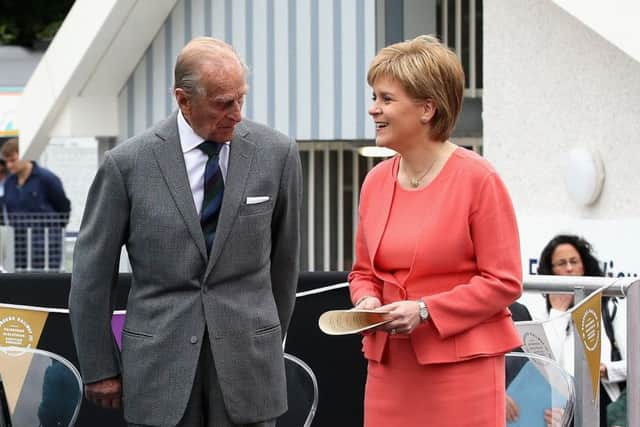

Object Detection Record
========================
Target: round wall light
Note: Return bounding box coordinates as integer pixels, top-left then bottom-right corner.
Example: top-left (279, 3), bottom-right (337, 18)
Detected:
top-left (563, 147), bottom-right (605, 206)
top-left (357, 146), bottom-right (396, 158)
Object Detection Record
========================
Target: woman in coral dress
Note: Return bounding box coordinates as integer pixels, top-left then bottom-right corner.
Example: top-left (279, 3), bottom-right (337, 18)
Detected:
top-left (349, 35), bottom-right (523, 427)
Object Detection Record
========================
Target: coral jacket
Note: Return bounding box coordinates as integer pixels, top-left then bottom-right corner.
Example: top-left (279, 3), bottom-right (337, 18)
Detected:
top-left (349, 148), bottom-right (523, 364)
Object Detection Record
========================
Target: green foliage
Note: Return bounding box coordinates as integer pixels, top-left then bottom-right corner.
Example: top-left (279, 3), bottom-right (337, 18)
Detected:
top-left (0, 0), bottom-right (75, 49)
top-left (35, 19), bottom-right (64, 42)
top-left (0, 22), bottom-right (18, 44)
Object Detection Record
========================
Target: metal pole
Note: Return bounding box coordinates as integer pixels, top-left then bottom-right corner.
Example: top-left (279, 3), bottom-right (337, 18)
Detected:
top-left (524, 275), bottom-right (635, 297)
top-left (44, 226), bottom-right (49, 271)
top-left (60, 227), bottom-right (65, 272)
top-left (525, 275), bottom-right (629, 295)
top-left (26, 227), bottom-right (32, 271)
top-left (573, 286), bottom-right (599, 427)
top-left (627, 281), bottom-right (640, 427)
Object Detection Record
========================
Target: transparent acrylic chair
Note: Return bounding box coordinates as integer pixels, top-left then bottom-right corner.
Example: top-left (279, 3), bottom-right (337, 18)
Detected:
top-left (0, 346), bottom-right (83, 427)
top-left (505, 352), bottom-right (575, 427)
top-left (276, 353), bottom-right (319, 427)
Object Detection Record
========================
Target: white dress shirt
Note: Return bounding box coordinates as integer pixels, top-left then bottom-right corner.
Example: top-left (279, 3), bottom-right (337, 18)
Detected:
top-left (177, 110), bottom-right (230, 215)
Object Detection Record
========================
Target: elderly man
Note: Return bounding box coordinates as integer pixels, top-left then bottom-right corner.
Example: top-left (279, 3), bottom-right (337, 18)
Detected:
top-left (69, 37), bottom-right (302, 427)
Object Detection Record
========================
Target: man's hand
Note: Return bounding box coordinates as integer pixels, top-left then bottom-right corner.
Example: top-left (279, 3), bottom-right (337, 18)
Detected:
top-left (85, 377), bottom-right (122, 409)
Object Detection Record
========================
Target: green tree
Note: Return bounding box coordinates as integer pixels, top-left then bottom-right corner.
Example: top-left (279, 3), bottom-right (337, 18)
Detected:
top-left (0, 0), bottom-right (75, 49)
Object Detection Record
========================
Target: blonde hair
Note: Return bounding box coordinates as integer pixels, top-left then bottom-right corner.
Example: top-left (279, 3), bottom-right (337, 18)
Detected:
top-left (367, 35), bottom-right (464, 141)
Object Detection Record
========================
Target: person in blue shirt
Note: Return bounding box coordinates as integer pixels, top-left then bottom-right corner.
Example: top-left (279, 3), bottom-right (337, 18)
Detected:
top-left (1, 138), bottom-right (70, 270)
top-left (0, 158), bottom-right (7, 199)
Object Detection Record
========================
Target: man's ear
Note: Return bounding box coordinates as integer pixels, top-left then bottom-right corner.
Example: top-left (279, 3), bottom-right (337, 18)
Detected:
top-left (420, 99), bottom-right (436, 124)
top-left (175, 88), bottom-right (191, 117)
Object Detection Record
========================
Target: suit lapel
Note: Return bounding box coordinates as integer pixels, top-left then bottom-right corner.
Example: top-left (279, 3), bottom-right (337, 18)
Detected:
top-left (367, 157), bottom-right (400, 286)
top-left (151, 114), bottom-right (208, 261)
top-left (205, 123), bottom-right (256, 275)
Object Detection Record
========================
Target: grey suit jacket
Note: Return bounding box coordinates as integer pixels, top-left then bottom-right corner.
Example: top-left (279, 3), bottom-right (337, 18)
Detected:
top-left (68, 113), bottom-right (302, 426)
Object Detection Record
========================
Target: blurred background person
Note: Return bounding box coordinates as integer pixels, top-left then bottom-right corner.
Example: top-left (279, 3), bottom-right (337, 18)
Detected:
top-left (537, 234), bottom-right (626, 427)
top-left (1, 138), bottom-right (70, 270)
top-left (349, 35), bottom-right (522, 427)
top-left (607, 389), bottom-right (626, 427)
top-left (0, 158), bottom-right (7, 200)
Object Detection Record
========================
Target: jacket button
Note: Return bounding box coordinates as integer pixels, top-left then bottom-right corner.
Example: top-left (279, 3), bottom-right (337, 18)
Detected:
top-left (190, 336), bottom-right (198, 344)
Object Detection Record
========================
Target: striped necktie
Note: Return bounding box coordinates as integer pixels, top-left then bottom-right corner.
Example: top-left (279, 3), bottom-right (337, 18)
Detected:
top-left (198, 141), bottom-right (225, 254)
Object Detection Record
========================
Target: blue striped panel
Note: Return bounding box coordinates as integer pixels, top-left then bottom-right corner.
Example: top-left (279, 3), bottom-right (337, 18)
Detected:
top-left (267, 0), bottom-right (275, 127)
top-left (127, 77), bottom-right (134, 138)
top-left (204, 0), bottom-right (212, 35)
top-left (225, 0), bottom-right (233, 43)
top-left (165, 15), bottom-right (173, 116)
top-left (146, 48), bottom-right (153, 127)
top-left (245, 0), bottom-right (254, 119)
top-left (185, 0), bottom-right (192, 41)
top-left (310, 0), bottom-right (319, 139)
top-left (333, 0), bottom-right (342, 139)
top-left (287, 0), bottom-right (297, 137)
top-left (356, 0), bottom-right (365, 138)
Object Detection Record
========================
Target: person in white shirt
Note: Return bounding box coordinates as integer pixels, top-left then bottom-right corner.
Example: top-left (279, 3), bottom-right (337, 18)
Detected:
top-left (537, 234), bottom-right (626, 427)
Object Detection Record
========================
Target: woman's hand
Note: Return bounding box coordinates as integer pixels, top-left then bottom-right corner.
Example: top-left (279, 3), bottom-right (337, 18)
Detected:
top-left (600, 363), bottom-right (608, 379)
top-left (354, 296), bottom-right (382, 310)
top-left (506, 395), bottom-right (519, 422)
top-left (380, 300), bottom-right (422, 334)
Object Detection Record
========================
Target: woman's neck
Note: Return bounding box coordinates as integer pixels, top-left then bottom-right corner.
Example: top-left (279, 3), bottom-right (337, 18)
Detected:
top-left (396, 141), bottom-right (456, 189)
top-left (399, 140), bottom-right (454, 175)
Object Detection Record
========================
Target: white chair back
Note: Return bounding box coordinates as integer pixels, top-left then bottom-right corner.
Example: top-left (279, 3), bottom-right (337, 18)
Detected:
top-left (276, 353), bottom-right (319, 427)
top-left (0, 346), bottom-right (83, 427)
top-left (506, 351), bottom-right (575, 427)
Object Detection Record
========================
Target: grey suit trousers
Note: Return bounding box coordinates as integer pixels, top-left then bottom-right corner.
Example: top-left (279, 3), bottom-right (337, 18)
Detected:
top-left (129, 332), bottom-right (276, 427)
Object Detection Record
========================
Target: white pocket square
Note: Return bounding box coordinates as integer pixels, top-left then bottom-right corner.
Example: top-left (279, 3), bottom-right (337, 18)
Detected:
top-left (246, 196), bottom-right (270, 205)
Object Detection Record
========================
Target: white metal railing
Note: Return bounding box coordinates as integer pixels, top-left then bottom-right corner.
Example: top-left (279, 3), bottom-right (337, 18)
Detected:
top-left (298, 141), bottom-right (376, 272)
top-left (1, 212), bottom-right (69, 272)
top-left (524, 275), bottom-right (639, 427)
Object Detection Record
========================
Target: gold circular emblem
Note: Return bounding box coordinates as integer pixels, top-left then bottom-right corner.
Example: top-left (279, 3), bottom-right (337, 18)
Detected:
top-left (580, 308), bottom-right (600, 352)
top-left (0, 315), bottom-right (35, 348)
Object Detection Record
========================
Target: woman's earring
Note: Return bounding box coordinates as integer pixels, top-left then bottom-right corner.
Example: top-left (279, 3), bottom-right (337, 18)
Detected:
top-left (420, 117), bottom-right (429, 124)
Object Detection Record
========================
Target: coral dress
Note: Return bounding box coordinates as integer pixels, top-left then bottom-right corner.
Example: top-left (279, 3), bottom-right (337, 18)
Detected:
top-left (349, 148), bottom-right (523, 427)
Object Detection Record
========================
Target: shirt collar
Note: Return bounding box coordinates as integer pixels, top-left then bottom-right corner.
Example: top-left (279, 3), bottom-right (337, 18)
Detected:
top-left (177, 110), bottom-right (230, 153)
top-left (29, 161), bottom-right (41, 176)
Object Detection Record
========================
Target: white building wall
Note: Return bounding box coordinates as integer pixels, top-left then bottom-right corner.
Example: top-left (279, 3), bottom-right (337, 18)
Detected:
top-left (484, 0), bottom-right (640, 220)
top-left (484, 0), bottom-right (640, 314)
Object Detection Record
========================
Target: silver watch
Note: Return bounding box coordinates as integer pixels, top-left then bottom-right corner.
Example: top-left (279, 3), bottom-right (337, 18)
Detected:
top-left (417, 299), bottom-right (429, 322)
